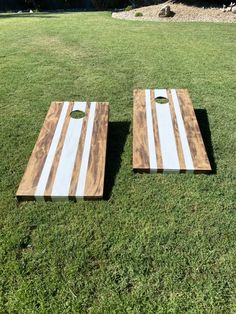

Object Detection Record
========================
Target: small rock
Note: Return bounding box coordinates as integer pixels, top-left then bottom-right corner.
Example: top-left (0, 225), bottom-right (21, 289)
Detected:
top-left (232, 6), bottom-right (236, 13)
top-left (158, 5), bottom-right (171, 18)
top-left (29, 9), bottom-right (33, 14)
top-left (17, 10), bottom-right (22, 14)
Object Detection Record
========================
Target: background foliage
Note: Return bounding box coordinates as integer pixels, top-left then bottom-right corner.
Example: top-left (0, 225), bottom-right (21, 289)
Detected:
top-left (0, 0), bottom-right (228, 11)
top-left (0, 0), bottom-right (128, 10)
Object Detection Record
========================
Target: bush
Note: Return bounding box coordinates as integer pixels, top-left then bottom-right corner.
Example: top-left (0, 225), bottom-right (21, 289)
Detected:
top-left (25, 0), bottom-right (86, 10)
top-left (91, 0), bottom-right (128, 9)
top-left (129, 0), bottom-right (160, 8)
top-left (135, 11), bottom-right (143, 16)
top-left (125, 5), bottom-right (133, 11)
top-left (0, 0), bottom-right (229, 11)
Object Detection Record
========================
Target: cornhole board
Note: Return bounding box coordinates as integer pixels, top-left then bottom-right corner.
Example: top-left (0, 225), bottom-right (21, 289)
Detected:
top-left (133, 89), bottom-right (211, 173)
top-left (16, 101), bottom-right (109, 201)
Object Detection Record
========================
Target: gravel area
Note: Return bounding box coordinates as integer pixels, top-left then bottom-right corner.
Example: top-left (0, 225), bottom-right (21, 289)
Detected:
top-left (112, 2), bottom-right (236, 23)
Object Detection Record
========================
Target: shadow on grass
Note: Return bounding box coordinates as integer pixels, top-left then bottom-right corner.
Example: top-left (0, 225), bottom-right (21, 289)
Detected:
top-left (195, 109), bottom-right (216, 174)
top-left (0, 9), bottom-right (98, 19)
top-left (0, 14), bottom-right (58, 18)
top-left (104, 121), bottom-right (130, 200)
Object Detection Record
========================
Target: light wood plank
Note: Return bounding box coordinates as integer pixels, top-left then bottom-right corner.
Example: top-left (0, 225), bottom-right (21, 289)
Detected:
top-left (68, 103), bottom-right (90, 201)
top-left (167, 90), bottom-right (186, 172)
top-left (84, 103), bottom-right (109, 199)
top-left (177, 89), bottom-right (211, 173)
top-left (133, 90), bottom-right (150, 172)
top-left (44, 102), bottom-right (74, 201)
top-left (150, 90), bottom-right (163, 173)
top-left (16, 102), bottom-right (63, 201)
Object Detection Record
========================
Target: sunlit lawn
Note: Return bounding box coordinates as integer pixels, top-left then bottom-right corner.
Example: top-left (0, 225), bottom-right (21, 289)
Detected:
top-left (0, 12), bottom-right (236, 313)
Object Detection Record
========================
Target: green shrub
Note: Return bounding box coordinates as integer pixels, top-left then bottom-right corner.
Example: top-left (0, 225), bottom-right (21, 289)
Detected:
top-left (125, 5), bottom-right (133, 11)
top-left (135, 11), bottom-right (143, 16)
top-left (0, 0), bottom-right (128, 11)
top-left (91, 0), bottom-right (127, 9)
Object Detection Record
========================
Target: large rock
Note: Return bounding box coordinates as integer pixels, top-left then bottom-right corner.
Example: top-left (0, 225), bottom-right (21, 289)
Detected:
top-left (232, 6), bottom-right (236, 13)
top-left (158, 5), bottom-right (171, 18)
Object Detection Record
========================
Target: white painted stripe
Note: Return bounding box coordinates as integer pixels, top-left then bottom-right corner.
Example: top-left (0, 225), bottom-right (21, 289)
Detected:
top-left (156, 103), bottom-right (180, 172)
top-left (154, 89), bottom-right (168, 99)
top-left (76, 102), bottom-right (96, 199)
top-left (50, 102), bottom-right (86, 200)
top-left (145, 89), bottom-right (157, 173)
top-left (171, 89), bottom-right (194, 171)
top-left (35, 102), bottom-right (70, 200)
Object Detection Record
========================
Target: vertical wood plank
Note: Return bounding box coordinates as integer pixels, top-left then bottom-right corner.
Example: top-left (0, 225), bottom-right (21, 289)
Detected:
top-left (133, 90), bottom-right (150, 172)
top-left (16, 102), bottom-right (63, 201)
top-left (44, 102), bottom-right (74, 200)
top-left (84, 103), bottom-right (109, 199)
top-left (151, 89), bottom-right (163, 172)
top-left (177, 89), bottom-right (211, 173)
top-left (68, 103), bottom-right (90, 201)
top-left (167, 89), bottom-right (186, 172)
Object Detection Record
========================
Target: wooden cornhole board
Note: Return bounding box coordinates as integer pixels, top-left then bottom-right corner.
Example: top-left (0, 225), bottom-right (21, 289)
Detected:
top-left (133, 89), bottom-right (211, 173)
top-left (16, 101), bottom-right (109, 201)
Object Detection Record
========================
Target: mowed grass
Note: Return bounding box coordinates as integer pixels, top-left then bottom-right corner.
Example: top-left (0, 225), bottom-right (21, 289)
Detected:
top-left (0, 12), bottom-right (236, 313)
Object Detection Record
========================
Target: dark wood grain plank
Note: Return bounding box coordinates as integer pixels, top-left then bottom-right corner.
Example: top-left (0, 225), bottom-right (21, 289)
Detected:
top-left (133, 89), bottom-right (150, 172)
top-left (151, 89), bottom-right (163, 173)
top-left (167, 89), bottom-right (186, 172)
top-left (16, 102), bottom-right (63, 200)
top-left (68, 103), bottom-right (90, 201)
top-left (177, 89), bottom-right (211, 173)
top-left (44, 102), bottom-right (74, 200)
top-left (84, 103), bottom-right (109, 199)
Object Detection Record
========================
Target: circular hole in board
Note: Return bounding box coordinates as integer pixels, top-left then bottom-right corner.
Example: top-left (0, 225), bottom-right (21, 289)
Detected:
top-left (70, 110), bottom-right (85, 119)
top-left (155, 96), bottom-right (169, 104)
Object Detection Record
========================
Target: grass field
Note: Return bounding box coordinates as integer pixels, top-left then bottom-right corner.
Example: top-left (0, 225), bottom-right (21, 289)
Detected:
top-left (0, 11), bottom-right (236, 313)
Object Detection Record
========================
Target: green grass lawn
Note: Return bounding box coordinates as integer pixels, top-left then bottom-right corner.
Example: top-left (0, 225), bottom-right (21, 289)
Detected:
top-left (0, 11), bottom-right (236, 313)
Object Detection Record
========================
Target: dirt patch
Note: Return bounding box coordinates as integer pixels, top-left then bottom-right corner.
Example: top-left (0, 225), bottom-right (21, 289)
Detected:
top-left (112, 2), bottom-right (236, 23)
